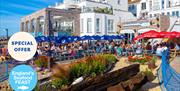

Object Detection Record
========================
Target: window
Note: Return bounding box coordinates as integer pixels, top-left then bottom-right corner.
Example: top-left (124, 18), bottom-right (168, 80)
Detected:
top-left (81, 19), bottom-right (84, 32)
top-left (150, 14), bottom-right (152, 18)
top-left (118, 0), bottom-right (121, 5)
top-left (172, 11), bottom-right (175, 16)
top-left (87, 18), bottom-right (92, 33)
top-left (141, 3), bottom-right (146, 10)
top-left (96, 18), bottom-right (100, 33)
top-left (108, 19), bottom-right (113, 32)
top-left (162, 12), bottom-right (165, 15)
top-left (128, 6), bottom-right (131, 10)
top-left (154, 14), bottom-right (157, 17)
top-left (149, 1), bottom-right (152, 10)
top-left (176, 11), bottom-right (179, 17)
top-left (132, 5), bottom-right (135, 9)
top-left (167, 12), bottom-right (170, 16)
top-left (162, 1), bottom-right (164, 9)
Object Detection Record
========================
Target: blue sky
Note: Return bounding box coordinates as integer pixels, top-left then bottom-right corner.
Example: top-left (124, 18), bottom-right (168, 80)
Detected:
top-left (0, 0), bottom-right (63, 37)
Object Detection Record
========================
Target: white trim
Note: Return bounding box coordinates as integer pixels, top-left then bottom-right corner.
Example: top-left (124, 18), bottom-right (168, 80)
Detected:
top-left (138, 28), bottom-right (156, 33)
top-left (120, 29), bottom-right (135, 33)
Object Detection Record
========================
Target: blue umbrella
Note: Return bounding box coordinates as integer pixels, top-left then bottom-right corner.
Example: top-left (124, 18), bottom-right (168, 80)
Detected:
top-left (92, 35), bottom-right (101, 40)
top-left (36, 36), bottom-right (48, 42)
top-left (59, 36), bottom-right (69, 45)
top-left (35, 36), bottom-right (41, 43)
top-left (100, 35), bottom-right (111, 40)
top-left (48, 36), bottom-right (56, 43)
top-left (111, 35), bottom-right (119, 39)
top-left (119, 35), bottom-right (126, 39)
top-left (67, 36), bottom-right (74, 43)
top-left (72, 36), bottom-right (81, 42)
top-left (55, 36), bottom-right (63, 44)
top-left (80, 35), bottom-right (91, 40)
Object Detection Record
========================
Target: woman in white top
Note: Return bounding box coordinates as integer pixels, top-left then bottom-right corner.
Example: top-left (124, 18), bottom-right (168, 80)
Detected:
top-left (156, 44), bottom-right (162, 57)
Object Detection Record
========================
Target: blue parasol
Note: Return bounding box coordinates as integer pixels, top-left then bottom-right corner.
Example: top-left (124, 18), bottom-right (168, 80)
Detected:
top-left (80, 35), bottom-right (91, 40)
top-left (92, 35), bottom-right (101, 40)
top-left (100, 35), bottom-right (111, 40)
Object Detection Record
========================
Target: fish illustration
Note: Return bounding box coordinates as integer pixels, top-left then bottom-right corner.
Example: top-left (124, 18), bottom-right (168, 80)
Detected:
top-left (17, 86), bottom-right (29, 90)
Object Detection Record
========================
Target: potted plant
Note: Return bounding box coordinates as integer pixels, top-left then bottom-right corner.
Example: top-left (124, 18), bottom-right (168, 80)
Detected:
top-left (147, 56), bottom-right (157, 69)
top-left (144, 68), bottom-right (155, 81)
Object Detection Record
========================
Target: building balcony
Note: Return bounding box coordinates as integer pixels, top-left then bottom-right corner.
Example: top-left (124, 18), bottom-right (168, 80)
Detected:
top-left (79, 0), bottom-right (108, 4)
top-left (81, 7), bottom-right (113, 14)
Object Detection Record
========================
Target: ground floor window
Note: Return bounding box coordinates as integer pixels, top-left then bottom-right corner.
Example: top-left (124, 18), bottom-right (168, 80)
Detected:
top-left (81, 19), bottom-right (84, 33)
top-left (96, 18), bottom-right (100, 33)
top-left (87, 18), bottom-right (92, 33)
top-left (108, 19), bottom-right (113, 32)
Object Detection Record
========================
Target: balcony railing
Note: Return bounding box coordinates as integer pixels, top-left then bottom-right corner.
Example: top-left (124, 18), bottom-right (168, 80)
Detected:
top-left (79, 0), bottom-right (108, 4)
top-left (81, 7), bottom-right (113, 14)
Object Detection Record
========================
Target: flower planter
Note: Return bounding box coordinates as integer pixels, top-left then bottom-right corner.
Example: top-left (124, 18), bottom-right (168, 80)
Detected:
top-left (147, 60), bottom-right (157, 69)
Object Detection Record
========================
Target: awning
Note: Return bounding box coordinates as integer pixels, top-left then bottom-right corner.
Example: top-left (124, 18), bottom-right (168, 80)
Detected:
top-left (120, 29), bottom-right (135, 33)
top-left (138, 28), bottom-right (157, 33)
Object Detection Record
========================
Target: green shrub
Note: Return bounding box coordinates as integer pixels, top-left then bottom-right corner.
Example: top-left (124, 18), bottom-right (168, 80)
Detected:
top-left (35, 56), bottom-right (48, 68)
top-left (103, 54), bottom-right (116, 63)
top-left (89, 60), bottom-right (106, 74)
top-left (33, 82), bottom-right (40, 91)
top-left (35, 59), bottom-right (44, 68)
top-left (94, 7), bottom-right (113, 14)
top-left (51, 77), bottom-right (68, 89)
top-left (152, 56), bottom-right (157, 63)
top-left (69, 63), bottom-right (90, 80)
top-left (70, 60), bottom-right (106, 80)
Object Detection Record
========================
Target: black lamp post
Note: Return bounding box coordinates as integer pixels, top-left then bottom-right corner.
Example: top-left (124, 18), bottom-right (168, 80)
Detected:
top-left (4, 28), bottom-right (8, 39)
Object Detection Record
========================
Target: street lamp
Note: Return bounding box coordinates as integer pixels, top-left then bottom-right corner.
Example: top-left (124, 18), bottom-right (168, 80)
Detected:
top-left (3, 28), bottom-right (8, 39)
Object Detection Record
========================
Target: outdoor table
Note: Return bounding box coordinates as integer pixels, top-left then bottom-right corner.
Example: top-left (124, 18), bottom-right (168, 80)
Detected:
top-left (61, 52), bottom-right (71, 60)
top-left (38, 72), bottom-right (52, 81)
top-left (86, 50), bottom-right (94, 56)
top-left (103, 49), bottom-right (110, 54)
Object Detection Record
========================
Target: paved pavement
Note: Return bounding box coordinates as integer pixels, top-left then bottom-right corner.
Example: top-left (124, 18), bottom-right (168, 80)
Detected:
top-left (170, 56), bottom-right (180, 73)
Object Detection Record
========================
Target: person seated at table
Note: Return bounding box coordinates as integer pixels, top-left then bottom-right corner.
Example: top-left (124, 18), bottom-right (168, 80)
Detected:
top-left (146, 42), bottom-right (152, 54)
top-left (37, 46), bottom-right (42, 55)
top-left (128, 46), bottom-right (134, 56)
top-left (136, 44), bottom-right (143, 55)
top-left (122, 44), bottom-right (127, 56)
top-left (95, 44), bottom-right (101, 53)
top-left (83, 42), bottom-right (88, 50)
top-left (156, 44), bottom-right (162, 57)
top-left (78, 44), bottom-right (83, 50)
top-left (175, 43), bottom-right (180, 51)
top-left (116, 45), bottom-right (122, 56)
top-left (44, 45), bottom-right (51, 56)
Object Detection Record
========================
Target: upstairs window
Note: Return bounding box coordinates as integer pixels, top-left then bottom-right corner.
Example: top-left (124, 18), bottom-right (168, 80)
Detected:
top-left (141, 3), bottom-right (146, 10)
top-left (176, 11), bottom-right (179, 17)
top-left (118, 0), bottom-right (121, 5)
top-left (172, 11), bottom-right (175, 16)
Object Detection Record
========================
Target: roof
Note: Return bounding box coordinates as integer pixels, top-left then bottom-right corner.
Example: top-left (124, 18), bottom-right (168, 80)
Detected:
top-left (128, 0), bottom-right (141, 4)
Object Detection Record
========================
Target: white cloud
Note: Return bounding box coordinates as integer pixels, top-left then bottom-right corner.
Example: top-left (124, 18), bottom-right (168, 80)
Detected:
top-left (10, 3), bottom-right (39, 11)
top-left (0, 10), bottom-right (22, 16)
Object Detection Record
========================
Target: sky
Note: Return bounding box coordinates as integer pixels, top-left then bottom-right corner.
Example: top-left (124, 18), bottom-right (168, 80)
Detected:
top-left (0, 0), bottom-right (63, 37)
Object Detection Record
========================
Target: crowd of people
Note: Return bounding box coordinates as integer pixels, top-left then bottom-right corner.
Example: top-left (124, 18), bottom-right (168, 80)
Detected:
top-left (0, 39), bottom-right (179, 61)
top-left (34, 40), bottom-right (180, 61)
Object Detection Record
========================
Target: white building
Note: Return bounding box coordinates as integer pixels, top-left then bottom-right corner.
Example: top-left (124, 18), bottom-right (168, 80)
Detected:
top-left (119, 0), bottom-right (180, 42)
top-left (128, 0), bottom-right (180, 19)
top-left (54, 0), bottom-right (136, 36)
